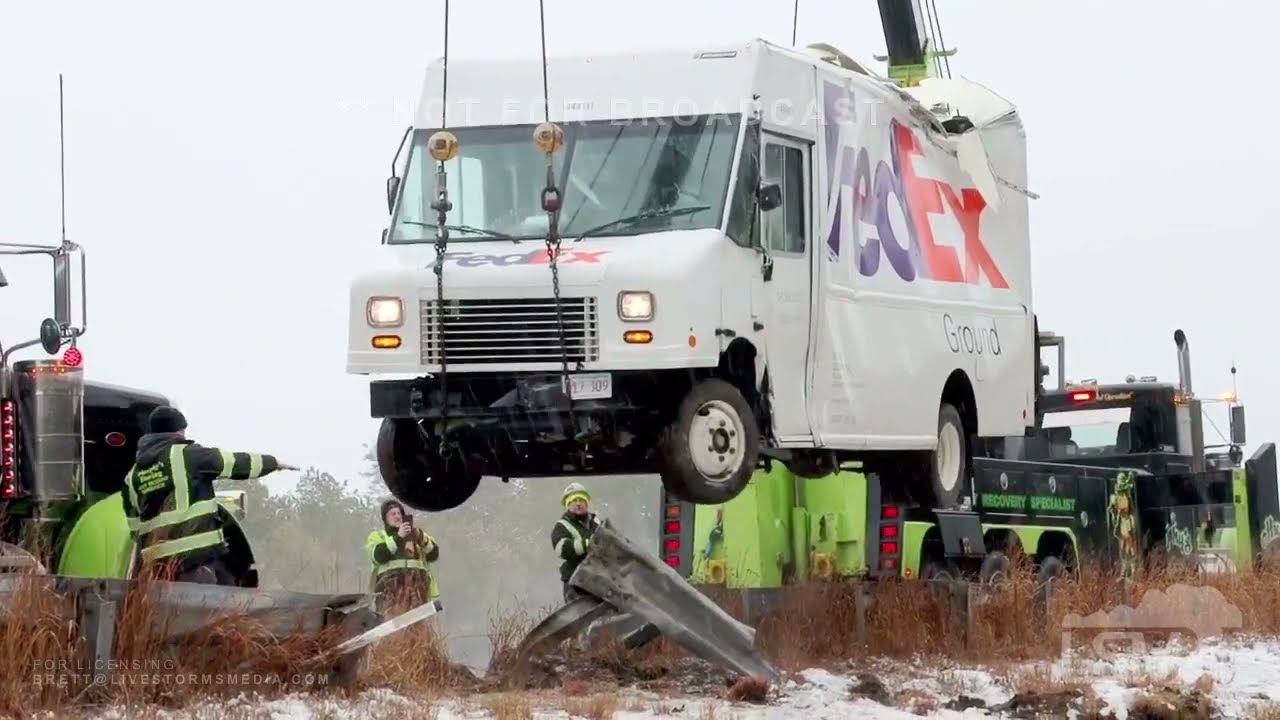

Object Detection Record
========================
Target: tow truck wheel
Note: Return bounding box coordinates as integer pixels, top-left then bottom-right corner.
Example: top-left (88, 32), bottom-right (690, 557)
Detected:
top-left (979, 551), bottom-right (1010, 585)
top-left (658, 378), bottom-right (760, 505)
top-left (930, 403), bottom-right (968, 508)
top-left (376, 418), bottom-right (482, 512)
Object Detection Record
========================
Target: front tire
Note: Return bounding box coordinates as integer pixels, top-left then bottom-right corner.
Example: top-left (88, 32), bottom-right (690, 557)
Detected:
top-left (376, 418), bottom-right (483, 512)
top-left (658, 378), bottom-right (760, 505)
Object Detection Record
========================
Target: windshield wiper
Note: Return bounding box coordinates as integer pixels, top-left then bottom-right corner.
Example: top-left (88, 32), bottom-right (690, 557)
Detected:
top-left (573, 204), bottom-right (712, 242)
top-left (401, 221), bottom-right (517, 241)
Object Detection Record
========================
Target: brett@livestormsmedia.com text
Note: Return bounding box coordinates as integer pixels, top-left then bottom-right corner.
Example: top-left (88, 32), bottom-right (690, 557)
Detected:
top-left (31, 658), bottom-right (330, 689)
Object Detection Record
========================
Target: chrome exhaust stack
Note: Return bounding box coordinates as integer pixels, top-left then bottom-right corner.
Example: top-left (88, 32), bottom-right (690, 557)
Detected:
top-left (1173, 329), bottom-right (1205, 472)
top-left (1174, 329), bottom-right (1193, 397)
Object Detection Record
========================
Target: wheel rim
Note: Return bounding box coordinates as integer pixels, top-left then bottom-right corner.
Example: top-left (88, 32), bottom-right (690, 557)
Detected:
top-left (688, 399), bottom-right (746, 482)
top-left (937, 420), bottom-right (962, 492)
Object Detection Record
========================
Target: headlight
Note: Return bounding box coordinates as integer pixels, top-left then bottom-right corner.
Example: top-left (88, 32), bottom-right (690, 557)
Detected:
top-left (367, 296), bottom-right (404, 327)
top-left (617, 291), bottom-right (654, 322)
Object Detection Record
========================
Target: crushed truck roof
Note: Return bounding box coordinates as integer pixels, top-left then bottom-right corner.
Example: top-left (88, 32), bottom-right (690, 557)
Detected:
top-left (411, 37), bottom-right (1019, 134)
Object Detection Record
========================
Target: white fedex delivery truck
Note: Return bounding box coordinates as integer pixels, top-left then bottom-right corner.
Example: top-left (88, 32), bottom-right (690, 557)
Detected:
top-left (347, 38), bottom-right (1038, 513)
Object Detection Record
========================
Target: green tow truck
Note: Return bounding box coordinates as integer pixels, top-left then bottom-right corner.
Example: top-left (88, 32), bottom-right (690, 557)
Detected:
top-left (658, 328), bottom-right (1279, 597)
top-left (0, 240), bottom-right (254, 581)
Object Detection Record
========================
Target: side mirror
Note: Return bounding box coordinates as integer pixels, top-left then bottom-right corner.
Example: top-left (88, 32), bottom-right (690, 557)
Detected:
top-left (53, 251), bottom-right (72, 330)
top-left (1230, 405), bottom-right (1246, 445)
top-left (757, 183), bottom-right (782, 212)
top-left (386, 176), bottom-right (401, 214)
top-left (39, 318), bottom-right (62, 355)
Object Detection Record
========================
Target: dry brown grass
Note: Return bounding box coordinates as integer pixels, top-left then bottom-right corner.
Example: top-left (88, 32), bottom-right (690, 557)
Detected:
top-left (4, 554), bottom-right (1280, 715)
top-left (1248, 702), bottom-right (1280, 719)
top-left (560, 691), bottom-right (622, 719)
top-left (733, 558), bottom-right (1280, 670)
top-left (476, 691), bottom-right (534, 720)
top-left (0, 564), bottom-right (360, 715)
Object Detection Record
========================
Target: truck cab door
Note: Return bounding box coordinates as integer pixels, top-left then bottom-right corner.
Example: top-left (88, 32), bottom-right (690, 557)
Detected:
top-left (760, 133), bottom-right (815, 442)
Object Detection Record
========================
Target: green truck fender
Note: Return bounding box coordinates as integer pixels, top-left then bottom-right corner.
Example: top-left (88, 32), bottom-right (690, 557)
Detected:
top-left (56, 492), bottom-right (134, 578)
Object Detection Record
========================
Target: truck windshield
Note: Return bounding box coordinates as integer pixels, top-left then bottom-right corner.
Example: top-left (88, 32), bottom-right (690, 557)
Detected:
top-left (1039, 407), bottom-right (1132, 457)
top-left (1022, 399), bottom-right (1178, 460)
top-left (386, 114), bottom-right (741, 244)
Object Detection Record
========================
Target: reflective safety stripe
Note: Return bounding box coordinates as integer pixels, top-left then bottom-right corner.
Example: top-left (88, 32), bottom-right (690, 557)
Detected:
top-left (140, 529), bottom-right (225, 561)
top-left (558, 518), bottom-right (587, 556)
top-left (123, 468), bottom-right (142, 532)
top-left (249, 453), bottom-right (263, 478)
top-left (128, 445), bottom-right (226, 562)
top-left (133, 499), bottom-right (222, 534)
top-left (375, 558), bottom-right (429, 576)
top-left (217, 450), bottom-right (236, 478)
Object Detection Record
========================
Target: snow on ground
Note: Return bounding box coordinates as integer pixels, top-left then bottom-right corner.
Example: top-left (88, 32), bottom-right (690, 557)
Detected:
top-left (67, 637), bottom-right (1280, 719)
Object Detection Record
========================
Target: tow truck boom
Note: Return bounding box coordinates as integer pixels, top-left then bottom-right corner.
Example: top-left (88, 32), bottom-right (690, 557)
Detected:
top-left (873, 0), bottom-right (958, 86)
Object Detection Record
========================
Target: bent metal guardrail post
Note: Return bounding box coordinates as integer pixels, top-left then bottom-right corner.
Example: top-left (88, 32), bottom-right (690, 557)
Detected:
top-left (570, 522), bottom-right (781, 683)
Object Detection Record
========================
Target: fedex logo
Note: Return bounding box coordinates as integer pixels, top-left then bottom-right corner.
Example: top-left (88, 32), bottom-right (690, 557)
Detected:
top-left (434, 249), bottom-right (609, 268)
top-left (821, 81), bottom-right (1008, 289)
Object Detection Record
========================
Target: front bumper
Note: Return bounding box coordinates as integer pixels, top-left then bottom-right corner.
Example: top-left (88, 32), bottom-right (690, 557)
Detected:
top-left (369, 370), bottom-right (678, 420)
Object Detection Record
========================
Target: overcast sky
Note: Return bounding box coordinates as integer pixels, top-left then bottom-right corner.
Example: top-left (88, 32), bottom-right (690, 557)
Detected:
top-left (1, 0), bottom-right (1273, 492)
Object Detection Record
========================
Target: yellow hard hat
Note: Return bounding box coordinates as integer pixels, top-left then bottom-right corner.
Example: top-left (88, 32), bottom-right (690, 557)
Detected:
top-left (562, 482), bottom-right (590, 507)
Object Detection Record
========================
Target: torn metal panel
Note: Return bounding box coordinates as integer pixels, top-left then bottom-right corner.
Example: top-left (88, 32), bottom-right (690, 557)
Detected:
top-left (570, 523), bottom-right (780, 683)
top-left (587, 612), bottom-right (659, 651)
top-left (518, 595), bottom-right (613, 654)
top-left (510, 595), bottom-right (613, 684)
top-left (322, 598), bottom-right (443, 658)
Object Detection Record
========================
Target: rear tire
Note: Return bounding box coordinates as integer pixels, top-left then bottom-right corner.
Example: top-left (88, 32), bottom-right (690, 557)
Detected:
top-left (658, 378), bottom-right (760, 505)
top-left (979, 550), bottom-right (1010, 585)
top-left (1035, 555), bottom-right (1065, 617)
top-left (930, 403), bottom-right (968, 508)
top-left (376, 418), bottom-right (482, 512)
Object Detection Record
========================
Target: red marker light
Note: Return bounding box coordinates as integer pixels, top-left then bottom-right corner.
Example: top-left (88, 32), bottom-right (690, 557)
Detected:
top-left (881, 505), bottom-right (899, 519)
top-left (1070, 390), bottom-right (1096, 402)
top-left (62, 347), bottom-right (82, 367)
top-left (663, 555), bottom-right (680, 568)
top-left (105, 432), bottom-right (127, 448)
top-left (664, 520), bottom-right (680, 534)
top-left (664, 538), bottom-right (680, 553)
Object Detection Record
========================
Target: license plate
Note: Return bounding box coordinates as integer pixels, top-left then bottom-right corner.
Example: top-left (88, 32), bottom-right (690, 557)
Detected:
top-left (562, 373), bottom-right (612, 400)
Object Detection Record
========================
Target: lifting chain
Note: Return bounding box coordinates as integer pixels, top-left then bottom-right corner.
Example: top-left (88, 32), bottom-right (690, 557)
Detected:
top-left (535, 123), bottom-right (587, 456)
top-left (533, 0), bottom-right (586, 460)
top-left (424, 0), bottom-right (457, 466)
top-left (426, 130), bottom-right (460, 459)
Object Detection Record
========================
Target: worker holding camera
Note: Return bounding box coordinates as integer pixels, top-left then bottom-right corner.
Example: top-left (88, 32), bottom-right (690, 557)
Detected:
top-left (367, 499), bottom-right (440, 612)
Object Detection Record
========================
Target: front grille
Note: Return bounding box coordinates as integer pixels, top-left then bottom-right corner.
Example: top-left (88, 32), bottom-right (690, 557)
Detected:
top-left (420, 297), bottom-right (600, 365)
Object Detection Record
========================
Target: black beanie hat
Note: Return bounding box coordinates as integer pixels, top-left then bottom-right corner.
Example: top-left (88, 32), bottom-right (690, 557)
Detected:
top-left (148, 406), bottom-right (188, 434)
top-left (380, 499), bottom-right (405, 524)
